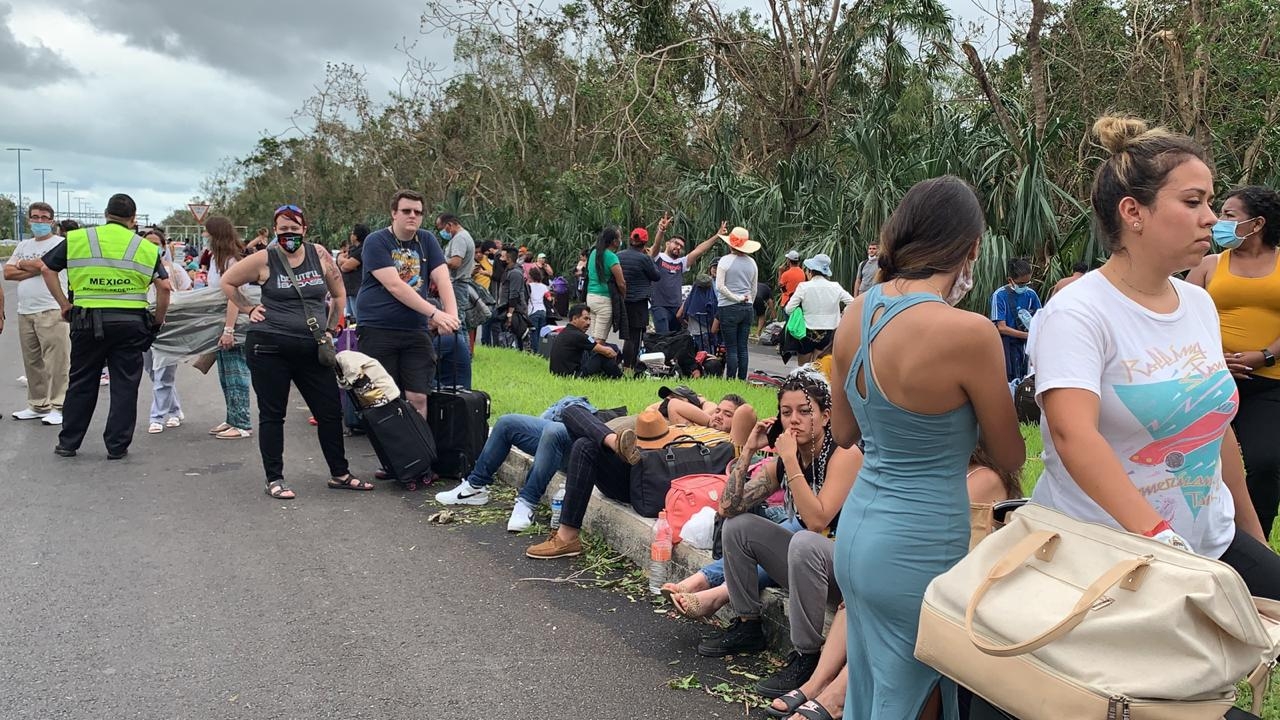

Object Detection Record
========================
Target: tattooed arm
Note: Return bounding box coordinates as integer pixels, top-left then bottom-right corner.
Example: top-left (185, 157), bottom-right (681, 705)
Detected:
top-left (720, 450), bottom-right (781, 517)
top-left (318, 244), bottom-right (346, 330)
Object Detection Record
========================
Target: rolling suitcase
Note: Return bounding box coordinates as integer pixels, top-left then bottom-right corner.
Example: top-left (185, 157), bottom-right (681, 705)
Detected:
top-left (336, 327), bottom-right (364, 434)
top-left (359, 395), bottom-right (437, 483)
top-left (427, 353), bottom-right (490, 479)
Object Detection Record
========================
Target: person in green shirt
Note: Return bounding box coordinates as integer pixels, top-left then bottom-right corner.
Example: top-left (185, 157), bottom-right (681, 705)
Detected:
top-left (585, 226), bottom-right (626, 342)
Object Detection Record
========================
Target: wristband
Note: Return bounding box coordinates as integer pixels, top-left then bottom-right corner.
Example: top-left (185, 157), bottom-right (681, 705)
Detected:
top-left (1142, 519), bottom-right (1173, 538)
top-left (222, 327), bottom-right (234, 335)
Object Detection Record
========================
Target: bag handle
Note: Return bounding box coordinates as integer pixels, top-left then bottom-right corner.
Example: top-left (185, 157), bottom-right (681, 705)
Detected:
top-left (274, 245), bottom-right (328, 347)
top-left (965, 530), bottom-right (1153, 658)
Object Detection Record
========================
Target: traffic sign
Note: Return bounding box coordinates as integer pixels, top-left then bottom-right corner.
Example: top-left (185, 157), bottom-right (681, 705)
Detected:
top-left (188, 202), bottom-right (211, 224)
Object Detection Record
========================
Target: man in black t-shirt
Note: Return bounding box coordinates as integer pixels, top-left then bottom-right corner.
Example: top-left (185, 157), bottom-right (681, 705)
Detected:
top-left (338, 223), bottom-right (369, 320)
top-left (549, 304), bottom-right (621, 378)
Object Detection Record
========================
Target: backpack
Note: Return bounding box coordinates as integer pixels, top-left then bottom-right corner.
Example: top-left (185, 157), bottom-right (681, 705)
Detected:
top-left (665, 474), bottom-right (727, 544)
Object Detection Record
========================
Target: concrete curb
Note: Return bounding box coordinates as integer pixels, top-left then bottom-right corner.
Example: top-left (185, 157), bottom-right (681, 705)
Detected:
top-left (494, 447), bottom-right (798, 654)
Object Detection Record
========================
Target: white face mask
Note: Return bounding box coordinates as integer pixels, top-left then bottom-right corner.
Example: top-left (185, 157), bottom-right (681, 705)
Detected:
top-left (945, 258), bottom-right (975, 306)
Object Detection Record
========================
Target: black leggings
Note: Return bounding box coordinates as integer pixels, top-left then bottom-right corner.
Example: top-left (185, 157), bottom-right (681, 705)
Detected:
top-left (1219, 528), bottom-right (1280, 601)
top-left (1233, 376), bottom-right (1280, 539)
top-left (557, 404), bottom-right (630, 530)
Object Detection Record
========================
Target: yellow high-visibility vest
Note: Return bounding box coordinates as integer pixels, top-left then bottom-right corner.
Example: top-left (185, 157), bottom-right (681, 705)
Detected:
top-left (65, 224), bottom-right (158, 309)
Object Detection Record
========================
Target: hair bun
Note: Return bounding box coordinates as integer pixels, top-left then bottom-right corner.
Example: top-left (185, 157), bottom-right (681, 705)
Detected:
top-left (1092, 115), bottom-right (1149, 154)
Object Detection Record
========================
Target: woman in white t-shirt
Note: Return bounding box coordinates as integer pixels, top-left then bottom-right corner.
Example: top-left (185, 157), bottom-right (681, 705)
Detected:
top-left (205, 216), bottom-right (253, 439)
top-left (527, 266), bottom-right (549, 349)
top-left (1030, 115), bottom-right (1279, 599)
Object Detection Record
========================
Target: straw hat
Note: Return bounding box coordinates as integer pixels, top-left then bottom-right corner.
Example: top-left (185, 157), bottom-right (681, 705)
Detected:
top-left (718, 226), bottom-right (760, 254)
top-left (634, 410), bottom-right (682, 449)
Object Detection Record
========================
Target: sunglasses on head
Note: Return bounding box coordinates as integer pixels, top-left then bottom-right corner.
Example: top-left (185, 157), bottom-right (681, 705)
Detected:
top-left (275, 204), bottom-right (303, 215)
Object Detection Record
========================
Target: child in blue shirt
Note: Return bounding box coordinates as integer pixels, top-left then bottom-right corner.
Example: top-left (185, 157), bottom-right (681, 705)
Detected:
top-left (990, 257), bottom-right (1042, 381)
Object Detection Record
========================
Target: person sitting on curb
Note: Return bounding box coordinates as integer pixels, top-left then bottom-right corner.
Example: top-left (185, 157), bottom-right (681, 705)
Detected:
top-left (526, 407), bottom-right (676, 559)
top-left (694, 368), bottom-right (862, 703)
top-left (434, 399), bottom-right (625, 532)
top-left (648, 386), bottom-right (757, 444)
top-left (764, 446), bottom-right (1024, 720)
top-left (548, 303), bottom-right (621, 378)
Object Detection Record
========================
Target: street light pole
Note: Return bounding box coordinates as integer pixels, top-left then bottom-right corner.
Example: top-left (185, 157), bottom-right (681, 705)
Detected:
top-left (32, 167), bottom-right (52, 202)
top-left (50, 181), bottom-right (65, 215)
top-left (5, 146), bottom-right (31, 241)
top-left (62, 190), bottom-right (74, 220)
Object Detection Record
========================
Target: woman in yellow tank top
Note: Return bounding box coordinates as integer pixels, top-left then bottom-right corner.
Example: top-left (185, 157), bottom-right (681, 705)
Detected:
top-left (1188, 185), bottom-right (1280, 539)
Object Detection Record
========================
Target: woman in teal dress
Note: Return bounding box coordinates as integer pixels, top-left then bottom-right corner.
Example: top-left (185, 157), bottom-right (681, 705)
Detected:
top-left (829, 176), bottom-right (1026, 720)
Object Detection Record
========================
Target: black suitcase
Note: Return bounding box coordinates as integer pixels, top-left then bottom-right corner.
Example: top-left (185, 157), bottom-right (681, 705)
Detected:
top-left (358, 395), bottom-right (437, 482)
top-left (427, 388), bottom-right (490, 478)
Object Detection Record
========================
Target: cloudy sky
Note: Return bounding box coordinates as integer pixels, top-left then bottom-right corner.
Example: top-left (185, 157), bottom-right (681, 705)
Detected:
top-left (0, 0), bottom-right (1006, 227)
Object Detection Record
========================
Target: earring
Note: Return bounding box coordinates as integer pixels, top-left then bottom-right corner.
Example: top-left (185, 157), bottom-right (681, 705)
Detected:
top-left (1132, 222), bottom-right (1142, 230)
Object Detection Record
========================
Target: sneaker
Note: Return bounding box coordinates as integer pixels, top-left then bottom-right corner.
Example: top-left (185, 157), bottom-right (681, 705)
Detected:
top-left (99, 372), bottom-right (110, 387)
top-left (41, 411), bottom-right (63, 426)
top-left (12, 408), bottom-right (50, 420)
top-left (507, 503), bottom-right (535, 533)
top-left (754, 650), bottom-right (821, 698)
top-left (615, 428), bottom-right (640, 465)
top-left (696, 617), bottom-right (767, 657)
top-left (16, 375), bottom-right (27, 387)
top-left (434, 480), bottom-right (491, 506)
top-left (526, 533), bottom-right (582, 559)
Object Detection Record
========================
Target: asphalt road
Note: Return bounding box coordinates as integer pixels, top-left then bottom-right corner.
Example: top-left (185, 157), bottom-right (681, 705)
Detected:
top-left (0, 288), bottom-right (754, 720)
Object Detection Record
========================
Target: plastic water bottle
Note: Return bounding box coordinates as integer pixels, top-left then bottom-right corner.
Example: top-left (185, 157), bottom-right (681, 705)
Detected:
top-left (649, 511), bottom-right (673, 594)
top-left (549, 483), bottom-right (566, 530)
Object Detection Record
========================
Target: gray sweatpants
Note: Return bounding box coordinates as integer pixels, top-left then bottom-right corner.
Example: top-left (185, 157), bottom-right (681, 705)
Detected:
top-left (722, 513), bottom-right (840, 654)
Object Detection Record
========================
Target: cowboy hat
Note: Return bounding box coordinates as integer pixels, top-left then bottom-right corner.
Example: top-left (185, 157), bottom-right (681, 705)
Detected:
top-left (634, 410), bottom-right (683, 449)
top-left (718, 226), bottom-right (760, 254)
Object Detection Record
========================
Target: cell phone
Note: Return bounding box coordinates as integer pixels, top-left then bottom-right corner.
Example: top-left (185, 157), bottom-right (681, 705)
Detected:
top-left (766, 419), bottom-right (784, 447)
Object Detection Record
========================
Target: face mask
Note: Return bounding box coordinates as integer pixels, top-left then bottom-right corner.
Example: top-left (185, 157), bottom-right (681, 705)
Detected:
top-left (1011, 284), bottom-right (1033, 295)
top-left (29, 222), bottom-right (53, 237)
top-left (1212, 219), bottom-right (1249, 249)
top-left (277, 232), bottom-right (304, 253)
top-left (946, 259), bottom-right (975, 306)
top-left (439, 230), bottom-right (453, 241)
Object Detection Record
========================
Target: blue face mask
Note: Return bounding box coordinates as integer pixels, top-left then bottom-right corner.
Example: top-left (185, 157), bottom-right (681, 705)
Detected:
top-left (439, 229), bottom-right (453, 241)
top-left (29, 222), bottom-right (53, 237)
top-left (1212, 219), bottom-right (1249, 249)
top-left (1011, 283), bottom-right (1033, 295)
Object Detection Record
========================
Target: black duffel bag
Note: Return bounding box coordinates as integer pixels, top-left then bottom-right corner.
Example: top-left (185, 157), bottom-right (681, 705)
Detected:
top-left (629, 439), bottom-right (735, 517)
top-left (643, 329), bottom-right (697, 376)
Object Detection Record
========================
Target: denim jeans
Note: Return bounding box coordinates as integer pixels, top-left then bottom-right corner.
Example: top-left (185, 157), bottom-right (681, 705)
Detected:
top-left (528, 311), bottom-right (547, 351)
top-left (651, 305), bottom-right (678, 334)
top-left (700, 516), bottom-right (802, 588)
top-left (465, 413), bottom-right (573, 506)
top-left (719, 302), bottom-right (754, 380)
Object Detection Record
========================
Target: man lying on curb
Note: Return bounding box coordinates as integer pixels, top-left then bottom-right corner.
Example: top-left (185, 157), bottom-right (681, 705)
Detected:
top-left (434, 399), bottom-right (625, 531)
top-left (647, 386), bottom-right (757, 450)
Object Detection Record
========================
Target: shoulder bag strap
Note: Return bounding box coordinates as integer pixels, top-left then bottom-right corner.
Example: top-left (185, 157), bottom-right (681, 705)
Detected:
top-left (274, 246), bottom-right (327, 345)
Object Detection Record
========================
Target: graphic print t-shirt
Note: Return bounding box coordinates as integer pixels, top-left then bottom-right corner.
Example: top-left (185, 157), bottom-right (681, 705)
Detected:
top-left (651, 253), bottom-right (689, 308)
top-left (1028, 272), bottom-right (1237, 558)
top-left (357, 228), bottom-right (446, 331)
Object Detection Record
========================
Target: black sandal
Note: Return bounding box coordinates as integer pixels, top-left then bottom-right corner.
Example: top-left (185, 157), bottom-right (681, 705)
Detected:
top-left (765, 690), bottom-right (808, 719)
top-left (792, 700), bottom-right (835, 720)
top-left (328, 475), bottom-right (373, 491)
top-left (265, 480), bottom-right (295, 499)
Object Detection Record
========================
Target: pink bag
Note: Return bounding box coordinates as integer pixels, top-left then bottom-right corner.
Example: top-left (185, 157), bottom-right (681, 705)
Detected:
top-left (665, 474), bottom-right (727, 544)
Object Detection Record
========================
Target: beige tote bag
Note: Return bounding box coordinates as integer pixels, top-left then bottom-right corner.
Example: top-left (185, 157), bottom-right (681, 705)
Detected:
top-left (916, 503), bottom-right (1280, 719)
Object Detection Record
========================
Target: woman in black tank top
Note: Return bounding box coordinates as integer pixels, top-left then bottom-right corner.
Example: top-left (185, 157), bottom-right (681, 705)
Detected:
top-left (220, 204), bottom-right (371, 499)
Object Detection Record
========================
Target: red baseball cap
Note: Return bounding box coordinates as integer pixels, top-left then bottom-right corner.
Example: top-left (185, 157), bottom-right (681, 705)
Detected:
top-left (631, 227), bottom-right (649, 243)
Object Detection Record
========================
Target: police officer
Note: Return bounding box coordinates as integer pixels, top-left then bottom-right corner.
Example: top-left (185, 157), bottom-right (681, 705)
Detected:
top-left (40, 194), bottom-right (171, 459)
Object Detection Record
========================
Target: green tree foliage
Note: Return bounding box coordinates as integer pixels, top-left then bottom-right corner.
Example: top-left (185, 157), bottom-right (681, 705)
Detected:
top-left (197, 0), bottom-right (1280, 300)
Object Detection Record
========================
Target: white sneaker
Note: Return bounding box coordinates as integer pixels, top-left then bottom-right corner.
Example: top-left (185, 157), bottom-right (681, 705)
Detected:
top-left (507, 503), bottom-right (535, 533)
top-left (41, 411), bottom-right (63, 426)
top-left (16, 376), bottom-right (27, 387)
top-left (12, 408), bottom-right (49, 420)
top-left (434, 480), bottom-right (491, 506)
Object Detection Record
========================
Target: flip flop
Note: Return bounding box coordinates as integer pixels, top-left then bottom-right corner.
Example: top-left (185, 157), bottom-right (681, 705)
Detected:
top-left (791, 700), bottom-right (835, 720)
top-left (328, 475), bottom-right (374, 491)
top-left (766, 689), bottom-right (808, 719)
top-left (209, 423), bottom-right (232, 435)
top-left (671, 592), bottom-right (714, 620)
top-left (659, 582), bottom-right (686, 604)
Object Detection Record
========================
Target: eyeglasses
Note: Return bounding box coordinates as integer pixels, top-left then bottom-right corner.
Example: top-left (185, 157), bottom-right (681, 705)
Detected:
top-left (396, 208), bottom-right (424, 216)
top-left (275, 204), bottom-right (303, 215)
top-left (29, 215), bottom-right (53, 222)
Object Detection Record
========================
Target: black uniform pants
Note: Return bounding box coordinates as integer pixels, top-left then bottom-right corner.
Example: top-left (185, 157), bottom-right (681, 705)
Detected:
top-left (59, 315), bottom-right (152, 454)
